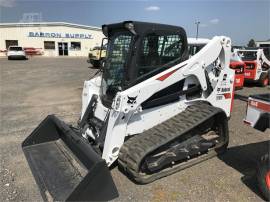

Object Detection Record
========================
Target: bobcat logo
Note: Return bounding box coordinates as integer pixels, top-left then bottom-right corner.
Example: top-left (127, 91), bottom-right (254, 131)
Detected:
top-left (127, 96), bottom-right (137, 104)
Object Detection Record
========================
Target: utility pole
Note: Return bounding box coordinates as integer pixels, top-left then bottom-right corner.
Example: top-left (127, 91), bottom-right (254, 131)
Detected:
top-left (195, 20), bottom-right (200, 40)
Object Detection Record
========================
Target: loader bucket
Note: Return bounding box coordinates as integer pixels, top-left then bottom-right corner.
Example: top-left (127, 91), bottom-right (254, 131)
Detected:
top-left (22, 115), bottom-right (118, 201)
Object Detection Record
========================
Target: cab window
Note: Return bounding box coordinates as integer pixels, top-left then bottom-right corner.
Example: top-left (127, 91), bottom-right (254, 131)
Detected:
top-left (138, 33), bottom-right (183, 77)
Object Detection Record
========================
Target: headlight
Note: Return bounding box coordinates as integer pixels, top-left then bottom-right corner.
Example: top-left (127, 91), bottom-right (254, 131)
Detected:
top-left (124, 22), bottom-right (136, 35)
top-left (124, 22), bottom-right (134, 30)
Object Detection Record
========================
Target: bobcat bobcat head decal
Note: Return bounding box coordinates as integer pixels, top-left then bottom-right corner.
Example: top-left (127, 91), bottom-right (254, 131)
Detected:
top-left (127, 96), bottom-right (137, 104)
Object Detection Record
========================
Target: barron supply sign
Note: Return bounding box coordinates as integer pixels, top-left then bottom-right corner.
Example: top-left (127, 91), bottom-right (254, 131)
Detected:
top-left (28, 32), bottom-right (93, 39)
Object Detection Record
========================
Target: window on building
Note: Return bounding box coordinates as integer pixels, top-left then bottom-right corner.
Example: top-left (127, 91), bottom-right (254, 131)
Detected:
top-left (70, 42), bottom-right (81, 50)
top-left (6, 40), bottom-right (18, 49)
top-left (44, 41), bottom-right (55, 50)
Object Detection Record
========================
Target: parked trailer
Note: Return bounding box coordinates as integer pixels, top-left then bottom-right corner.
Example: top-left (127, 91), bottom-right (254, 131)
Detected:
top-left (243, 94), bottom-right (270, 201)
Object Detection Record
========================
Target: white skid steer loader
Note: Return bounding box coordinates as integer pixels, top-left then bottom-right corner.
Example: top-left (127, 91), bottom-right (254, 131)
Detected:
top-left (236, 48), bottom-right (270, 86)
top-left (22, 21), bottom-right (235, 201)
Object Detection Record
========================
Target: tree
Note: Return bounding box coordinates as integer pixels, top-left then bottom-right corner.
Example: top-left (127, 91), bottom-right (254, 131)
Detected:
top-left (247, 39), bottom-right (256, 47)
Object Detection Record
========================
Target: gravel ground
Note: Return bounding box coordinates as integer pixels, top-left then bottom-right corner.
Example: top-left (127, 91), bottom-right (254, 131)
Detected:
top-left (0, 57), bottom-right (269, 202)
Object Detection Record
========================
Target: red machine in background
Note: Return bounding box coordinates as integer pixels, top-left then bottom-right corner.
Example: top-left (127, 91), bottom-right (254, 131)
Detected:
top-left (236, 49), bottom-right (270, 87)
top-left (230, 51), bottom-right (245, 89)
top-left (230, 61), bottom-right (245, 89)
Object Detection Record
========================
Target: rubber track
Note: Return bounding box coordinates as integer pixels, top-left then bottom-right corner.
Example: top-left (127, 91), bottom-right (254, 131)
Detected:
top-left (118, 103), bottom-right (228, 184)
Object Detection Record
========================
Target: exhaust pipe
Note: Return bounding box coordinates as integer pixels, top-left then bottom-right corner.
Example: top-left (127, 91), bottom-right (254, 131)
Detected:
top-left (22, 115), bottom-right (118, 201)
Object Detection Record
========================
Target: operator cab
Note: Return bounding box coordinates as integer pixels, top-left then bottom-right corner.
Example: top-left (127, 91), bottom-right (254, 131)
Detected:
top-left (101, 21), bottom-right (188, 107)
top-left (238, 50), bottom-right (258, 61)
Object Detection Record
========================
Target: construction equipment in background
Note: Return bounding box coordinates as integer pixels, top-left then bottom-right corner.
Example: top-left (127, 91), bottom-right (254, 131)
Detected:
top-left (244, 94), bottom-right (270, 132)
top-left (236, 48), bottom-right (270, 86)
top-left (22, 21), bottom-right (234, 201)
top-left (230, 51), bottom-right (245, 89)
top-left (243, 94), bottom-right (270, 200)
top-left (87, 38), bottom-right (107, 68)
top-left (188, 38), bottom-right (244, 89)
top-left (187, 38), bottom-right (210, 57)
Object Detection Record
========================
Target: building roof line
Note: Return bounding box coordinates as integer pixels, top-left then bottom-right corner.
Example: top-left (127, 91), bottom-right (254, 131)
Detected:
top-left (256, 41), bottom-right (270, 43)
top-left (0, 22), bottom-right (101, 31)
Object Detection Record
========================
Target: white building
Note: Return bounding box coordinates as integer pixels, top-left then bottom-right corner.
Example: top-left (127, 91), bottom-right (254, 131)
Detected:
top-left (0, 22), bottom-right (104, 57)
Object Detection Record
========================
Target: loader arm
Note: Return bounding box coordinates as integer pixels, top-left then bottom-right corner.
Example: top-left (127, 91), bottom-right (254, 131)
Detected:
top-left (102, 36), bottom-right (234, 166)
top-left (260, 50), bottom-right (270, 66)
top-left (256, 49), bottom-right (270, 76)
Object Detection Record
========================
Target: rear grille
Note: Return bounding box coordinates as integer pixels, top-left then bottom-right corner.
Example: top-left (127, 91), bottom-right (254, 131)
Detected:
top-left (230, 64), bottom-right (244, 74)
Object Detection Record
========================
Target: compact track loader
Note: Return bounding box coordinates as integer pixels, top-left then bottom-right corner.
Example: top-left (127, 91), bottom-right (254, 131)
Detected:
top-left (236, 48), bottom-right (270, 86)
top-left (87, 38), bottom-right (107, 68)
top-left (230, 51), bottom-right (245, 89)
top-left (22, 21), bottom-right (235, 201)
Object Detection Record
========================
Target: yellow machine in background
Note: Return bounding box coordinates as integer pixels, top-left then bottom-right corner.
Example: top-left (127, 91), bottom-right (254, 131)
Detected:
top-left (88, 40), bottom-right (107, 68)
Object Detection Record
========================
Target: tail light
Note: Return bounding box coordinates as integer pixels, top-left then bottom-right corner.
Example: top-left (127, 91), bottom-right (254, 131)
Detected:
top-left (235, 65), bottom-right (244, 74)
top-left (245, 63), bottom-right (255, 70)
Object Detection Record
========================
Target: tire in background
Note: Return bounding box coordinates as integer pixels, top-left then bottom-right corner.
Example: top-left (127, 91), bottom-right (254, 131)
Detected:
top-left (258, 73), bottom-right (269, 87)
top-left (257, 153), bottom-right (270, 201)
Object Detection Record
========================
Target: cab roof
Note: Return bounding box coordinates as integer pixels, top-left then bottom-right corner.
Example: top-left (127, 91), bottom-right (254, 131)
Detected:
top-left (102, 21), bottom-right (186, 37)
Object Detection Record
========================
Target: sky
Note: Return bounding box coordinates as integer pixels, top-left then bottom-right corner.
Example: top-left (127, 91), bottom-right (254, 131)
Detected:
top-left (0, 0), bottom-right (269, 45)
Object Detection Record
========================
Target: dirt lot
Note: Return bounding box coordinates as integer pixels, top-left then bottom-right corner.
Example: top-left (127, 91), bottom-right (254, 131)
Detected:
top-left (0, 57), bottom-right (269, 202)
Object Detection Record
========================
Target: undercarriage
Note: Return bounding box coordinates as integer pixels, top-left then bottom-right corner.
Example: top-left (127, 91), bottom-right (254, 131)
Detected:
top-left (119, 102), bottom-right (228, 183)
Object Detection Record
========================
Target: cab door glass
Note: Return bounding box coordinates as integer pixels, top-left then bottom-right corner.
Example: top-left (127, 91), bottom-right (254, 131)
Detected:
top-left (138, 33), bottom-right (183, 77)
